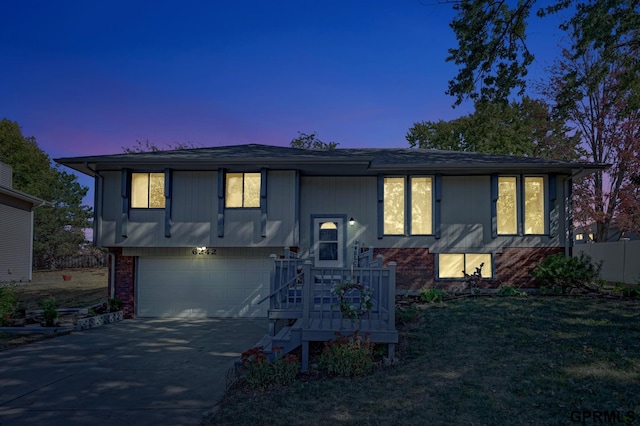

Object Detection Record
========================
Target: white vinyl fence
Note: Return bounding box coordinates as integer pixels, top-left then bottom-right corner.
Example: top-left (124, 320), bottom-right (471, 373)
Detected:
top-left (573, 240), bottom-right (640, 284)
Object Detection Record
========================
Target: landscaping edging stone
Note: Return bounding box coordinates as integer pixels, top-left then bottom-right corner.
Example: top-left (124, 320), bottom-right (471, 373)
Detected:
top-left (76, 311), bottom-right (124, 331)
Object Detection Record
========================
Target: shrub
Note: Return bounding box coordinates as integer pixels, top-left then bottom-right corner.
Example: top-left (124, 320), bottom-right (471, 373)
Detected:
top-left (0, 283), bottom-right (17, 326)
top-left (109, 297), bottom-right (123, 312)
top-left (540, 286), bottom-right (563, 295)
top-left (419, 288), bottom-right (443, 303)
top-left (39, 298), bottom-right (59, 326)
top-left (319, 331), bottom-right (374, 377)
top-left (396, 304), bottom-right (421, 326)
top-left (240, 346), bottom-right (299, 389)
top-left (531, 253), bottom-right (602, 294)
top-left (497, 286), bottom-right (527, 297)
top-left (613, 283), bottom-right (640, 299)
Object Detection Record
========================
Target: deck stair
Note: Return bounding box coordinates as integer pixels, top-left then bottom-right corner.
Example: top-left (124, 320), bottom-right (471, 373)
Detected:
top-left (255, 248), bottom-right (398, 370)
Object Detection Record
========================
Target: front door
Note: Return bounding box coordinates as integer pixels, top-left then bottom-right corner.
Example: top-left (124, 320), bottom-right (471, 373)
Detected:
top-left (313, 217), bottom-right (345, 267)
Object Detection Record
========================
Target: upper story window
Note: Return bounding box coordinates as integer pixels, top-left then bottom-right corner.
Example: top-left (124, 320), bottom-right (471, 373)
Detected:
top-left (225, 172), bottom-right (260, 208)
top-left (131, 172), bottom-right (165, 208)
top-left (524, 177), bottom-right (545, 234)
top-left (497, 176), bottom-right (546, 235)
top-left (497, 177), bottom-right (517, 234)
top-left (383, 176), bottom-right (433, 235)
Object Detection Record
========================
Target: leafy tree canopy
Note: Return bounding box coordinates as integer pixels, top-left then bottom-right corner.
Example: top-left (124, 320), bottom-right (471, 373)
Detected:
top-left (406, 97), bottom-right (581, 159)
top-left (0, 118), bottom-right (91, 264)
top-left (446, 0), bottom-right (640, 107)
top-left (290, 131), bottom-right (339, 150)
top-left (122, 139), bottom-right (201, 153)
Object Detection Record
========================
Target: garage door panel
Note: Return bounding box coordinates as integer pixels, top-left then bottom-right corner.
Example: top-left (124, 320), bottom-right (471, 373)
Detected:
top-left (137, 257), bottom-right (270, 318)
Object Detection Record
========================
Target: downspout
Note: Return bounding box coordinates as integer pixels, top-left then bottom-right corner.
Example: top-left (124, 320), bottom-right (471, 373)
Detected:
top-left (565, 168), bottom-right (583, 256)
top-left (107, 251), bottom-right (116, 300)
top-left (84, 162), bottom-right (114, 299)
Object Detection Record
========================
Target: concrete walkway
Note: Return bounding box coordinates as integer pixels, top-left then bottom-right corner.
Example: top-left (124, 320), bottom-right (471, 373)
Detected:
top-left (0, 318), bottom-right (267, 425)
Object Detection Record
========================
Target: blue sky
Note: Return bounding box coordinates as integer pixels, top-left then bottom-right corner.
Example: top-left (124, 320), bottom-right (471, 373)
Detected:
top-left (1, 1), bottom-right (566, 198)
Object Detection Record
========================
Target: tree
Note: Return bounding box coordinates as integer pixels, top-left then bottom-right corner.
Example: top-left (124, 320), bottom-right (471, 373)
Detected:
top-left (122, 139), bottom-right (202, 153)
top-left (290, 132), bottom-right (339, 150)
top-left (406, 97), bottom-right (581, 159)
top-left (445, 0), bottom-right (640, 107)
top-left (542, 45), bottom-right (640, 241)
top-left (0, 119), bottom-right (91, 266)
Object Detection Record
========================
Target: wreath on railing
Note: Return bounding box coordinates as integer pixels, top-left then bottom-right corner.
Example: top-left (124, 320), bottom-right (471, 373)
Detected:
top-left (331, 282), bottom-right (373, 320)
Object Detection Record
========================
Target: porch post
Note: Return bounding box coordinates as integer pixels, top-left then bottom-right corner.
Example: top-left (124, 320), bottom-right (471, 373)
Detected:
top-left (388, 261), bottom-right (396, 331)
top-left (302, 260), bottom-right (312, 329)
top-left (268, 254), bottom-right (277, 336)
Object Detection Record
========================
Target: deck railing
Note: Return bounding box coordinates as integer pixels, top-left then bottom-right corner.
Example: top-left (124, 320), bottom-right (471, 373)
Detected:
top-left (261, 253), bottom-right (396, 333)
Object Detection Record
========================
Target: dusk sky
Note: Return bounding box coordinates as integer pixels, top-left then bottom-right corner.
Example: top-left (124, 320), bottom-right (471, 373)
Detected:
top-left (1, 1), bottom-right (567, 200)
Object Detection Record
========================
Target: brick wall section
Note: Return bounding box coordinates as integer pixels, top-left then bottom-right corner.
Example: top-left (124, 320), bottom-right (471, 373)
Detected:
top-left (374, 246), bottom-right (564, 292)
top-left (373, 248), bottom-right (435, 292)
top-left (108, 247), bottom-right (136, 318)
top-left (495, 247), bottom-right (564, 287)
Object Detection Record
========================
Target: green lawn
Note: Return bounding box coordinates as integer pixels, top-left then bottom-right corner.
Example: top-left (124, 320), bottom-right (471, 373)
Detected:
top-left (209, 297), bottom-right (640, 426)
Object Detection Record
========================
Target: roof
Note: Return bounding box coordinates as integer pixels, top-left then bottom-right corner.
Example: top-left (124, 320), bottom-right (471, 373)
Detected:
top-left (55, 143), bottom-right (608, 178)
top-left (0, 185), bottom-right (47, 207)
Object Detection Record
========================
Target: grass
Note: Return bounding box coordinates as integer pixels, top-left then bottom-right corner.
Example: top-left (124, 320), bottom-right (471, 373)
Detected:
top-left (13, 267), bottom-right (108, 310)
top-left (0, 268), bottom-right (108, 351)
top-left (209, 297), bottom-right (640, 425)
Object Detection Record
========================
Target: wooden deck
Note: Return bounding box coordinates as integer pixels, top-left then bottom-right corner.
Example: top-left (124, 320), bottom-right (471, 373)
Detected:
top-left (258, 251), bottom-right (398, 370)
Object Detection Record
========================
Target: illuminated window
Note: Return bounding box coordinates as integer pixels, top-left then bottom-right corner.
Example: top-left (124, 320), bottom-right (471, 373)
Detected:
top-left (226, 172), bottom-right (261, 208)
top-left (524, 177), bottom-right (545, 234)
top-left (438, 253), bottom-right (492, 279)
top-left (497, 177), bottom-right (517, 234)
top-left (411, 177), bottom-right (433, 234)
top-left (576, 234), bottom-right (584, 241)
top-left (131, 172), bottom-right (165, 208)
top-left (384, 177), bottom-right (405, 234)
top-left (384, 176), bottom-right (433, 235)
top-left (497, 176), bottom-right (546, 235)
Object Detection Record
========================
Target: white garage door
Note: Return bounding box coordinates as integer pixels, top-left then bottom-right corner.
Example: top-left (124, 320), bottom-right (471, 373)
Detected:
top-left (137, 256), bottom-right (271, 318)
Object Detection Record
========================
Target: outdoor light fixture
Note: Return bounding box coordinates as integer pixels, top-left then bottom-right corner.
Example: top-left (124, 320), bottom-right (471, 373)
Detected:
top-left (349, 217), bottom-right (355, 226)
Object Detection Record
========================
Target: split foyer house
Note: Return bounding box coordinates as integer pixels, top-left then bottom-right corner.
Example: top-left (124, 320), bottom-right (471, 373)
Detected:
top-left (55, 144), bottom-right (605, 322)
top-left (0, 161), bottom-right (46, 282)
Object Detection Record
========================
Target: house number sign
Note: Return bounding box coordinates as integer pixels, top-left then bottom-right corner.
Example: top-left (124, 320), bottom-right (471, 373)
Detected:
top-left (192, 247), bottom-right (217, 255)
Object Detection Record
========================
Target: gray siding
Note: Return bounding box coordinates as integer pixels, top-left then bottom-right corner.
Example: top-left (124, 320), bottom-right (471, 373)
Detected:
top-left (299, 175), bottom-right (567, 259)
top-left (98, 170), bottom-right (568, 253)
top-left (0, 203), bottom-right (33, 281)
top-left (98, 170), bottom-right (296, 248)
top-left (300, 176), bottom-right (378, 257)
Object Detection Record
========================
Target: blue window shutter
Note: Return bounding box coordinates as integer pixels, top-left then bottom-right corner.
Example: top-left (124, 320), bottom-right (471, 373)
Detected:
top-left (121, 169), bottom-right (130, 238)
top-left (260, 168), bottom-right (267, 238)
top-left (164, 168), bottom-right (172, 238)
top-left (377, 174), bottom-right (384, 239)
top-left (217, 168), bottom-right (225, 238)
top-left (434, 174), bottom-right (442, 239)
top-left (490, 174), bottom-right (498, 239)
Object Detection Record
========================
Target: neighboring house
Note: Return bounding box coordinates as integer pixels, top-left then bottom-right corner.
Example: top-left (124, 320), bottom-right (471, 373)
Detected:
top-left (0, 161), bottom-right (46, 282)
top-left (574, 224), bottom-right (640, 244)
top-left (55, 144), bottom-right (606, 320)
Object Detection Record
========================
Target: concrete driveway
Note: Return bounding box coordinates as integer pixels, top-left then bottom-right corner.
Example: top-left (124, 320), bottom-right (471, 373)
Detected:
top-left (0, 318), bottom-right (267, 425)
